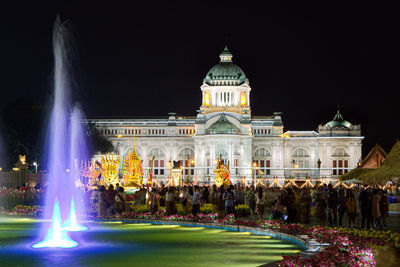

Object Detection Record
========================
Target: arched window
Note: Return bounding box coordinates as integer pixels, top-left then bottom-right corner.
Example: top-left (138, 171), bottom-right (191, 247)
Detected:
top-left (178, 148), bottom-right (195, 176)
top-left (331, 148), bottom-right (349, 176)
top-left (293, 148), bottom-right (309, 158)
top-left (332, 148), bottom-right (349, 157)
top-left (179, 148), bottom-right (194, 158)
top-left (292, 148), bottom-right (310, 169)
top-left (148, 148), bottom-right (165, 157)
top-left (253, 148), bottom-right (272, 176)
top-left (148, 148), bottom-right (165, 176)
top-left (253, 148), bottom-right (271, 157)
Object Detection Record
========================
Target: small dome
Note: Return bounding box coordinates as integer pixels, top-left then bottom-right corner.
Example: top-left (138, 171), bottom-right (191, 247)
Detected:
top-left (324, 110), bottom-right (352, 129)
top-left (204, 46), bottom-right (248, 86)
top-left (206, 114), bottom-right (240, 134)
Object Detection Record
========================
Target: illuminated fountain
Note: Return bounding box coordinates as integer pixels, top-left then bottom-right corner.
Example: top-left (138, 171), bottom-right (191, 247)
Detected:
top-left (33, 17), bottom-right (88, 248)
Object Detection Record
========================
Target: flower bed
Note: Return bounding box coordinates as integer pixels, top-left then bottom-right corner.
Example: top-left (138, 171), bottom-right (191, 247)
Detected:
top-left (129, 203), bottom-right (250, 217)
top-left (0, 188), bottom-right (41, 210)
top-left (0, 205), bottom-right (43, 216)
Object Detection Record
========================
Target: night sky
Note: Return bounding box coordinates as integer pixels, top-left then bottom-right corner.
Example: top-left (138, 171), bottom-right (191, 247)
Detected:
top-left (1, 1), bottom-right (399, 156)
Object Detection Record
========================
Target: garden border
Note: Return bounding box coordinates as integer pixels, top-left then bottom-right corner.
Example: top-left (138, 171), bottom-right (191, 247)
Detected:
top-left (97, 218), bottom-right (323, 266)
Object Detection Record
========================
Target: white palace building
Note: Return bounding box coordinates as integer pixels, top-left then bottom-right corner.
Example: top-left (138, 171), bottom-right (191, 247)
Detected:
top-left (89, 47), bottom-right (363, 185)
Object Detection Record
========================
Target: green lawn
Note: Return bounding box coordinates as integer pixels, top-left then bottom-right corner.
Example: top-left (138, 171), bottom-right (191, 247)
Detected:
top-left (0, 218), bottom-right (302, 267)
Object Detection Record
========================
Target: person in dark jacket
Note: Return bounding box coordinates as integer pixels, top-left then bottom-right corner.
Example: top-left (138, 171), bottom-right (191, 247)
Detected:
top-left (359, 185), bottom-right (372, 229)
top-left (338, 188), bottom-right (347, 227)
top-left (327, 184), bottom-right (338, 227)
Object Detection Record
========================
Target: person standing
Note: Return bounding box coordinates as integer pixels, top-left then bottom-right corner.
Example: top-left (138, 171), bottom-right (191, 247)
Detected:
top-left (314, 186), bottom-right (327, 226)
top-left (371, 189), bottom-right (382, 229)
top-left (300, 188), bottom-right (312, 224)
top-left (346, 189), bottom-right (357, 227)
top-left (338, 188), bottom-right (347, 227)
top-left (98, 185), bottom-right (107, 218)
top-left (211, 184), bottom-right (218, 212)
top-left (246, 186), bottom-right (256, 219)
top-left (192, 185), bottom-right (201, 216)
top-left (285, 188), bottom-right (297, 223)
top-left (217, 186), bottom-right (225, 218)
top-left (223, 186), bottom-right (235, 216)
top-left (149, 187), bottom-right (159, 215)
top-left (256, 188), bottom-right (265, 220)
top-left (202, 186), bottom-right (210, 204)
top-left (359, 186), bottom-right (372, 229)
top-left (272, 191), bottom-right (285, 220)
top-left (115, 186), bottom-right (126, 214)
top-left (105, 184), bottom-right (117, 216)
top-left (326, 184), bottom-right (338, 227)
top-left (380, 190), bottom-right (389, 227)
top-left (166, 187), bottom-right (175, 216)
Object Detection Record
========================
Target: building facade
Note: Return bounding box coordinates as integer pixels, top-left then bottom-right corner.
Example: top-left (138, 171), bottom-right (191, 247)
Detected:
top-left (89, 47), bottom-right (363, 185)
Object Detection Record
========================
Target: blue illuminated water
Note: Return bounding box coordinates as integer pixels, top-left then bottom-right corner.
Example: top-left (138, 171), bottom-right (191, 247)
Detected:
top-left (33, 17), bottom-right (88, 248)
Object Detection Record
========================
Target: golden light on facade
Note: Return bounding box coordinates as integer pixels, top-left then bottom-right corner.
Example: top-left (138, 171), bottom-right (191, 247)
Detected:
top-left (19, 155), bottom-right (26, 165)
top-left (117, 134), bottom-right (123, 138)
top-left (204, 91), bottom-right (210, 106)
top-left (240, 93), bottom-right (247, 106)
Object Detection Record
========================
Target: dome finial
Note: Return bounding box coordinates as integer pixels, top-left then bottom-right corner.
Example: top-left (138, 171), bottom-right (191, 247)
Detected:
top-left (219, 46), bottom-right (232, 62)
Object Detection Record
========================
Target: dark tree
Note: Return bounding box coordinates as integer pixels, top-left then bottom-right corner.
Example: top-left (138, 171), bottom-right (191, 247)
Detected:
top-left (1, 97), bottom-right (44, 170)
top-left (86, 122), bottom-right (114, 154)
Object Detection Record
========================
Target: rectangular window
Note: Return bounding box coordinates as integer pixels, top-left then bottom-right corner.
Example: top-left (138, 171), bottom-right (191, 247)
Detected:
top-left (191, 169), bottom-right (194, 175)
top-left (338, 160), bottom-right (343, 168)
top-left (344, 160), bottom-right (348, 168)
top-left (333, 160), bottom-right (337, 168)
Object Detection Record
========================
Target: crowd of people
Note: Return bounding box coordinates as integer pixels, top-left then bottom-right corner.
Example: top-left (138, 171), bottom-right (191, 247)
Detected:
top-left (87, 182), bottom-right (393, 230)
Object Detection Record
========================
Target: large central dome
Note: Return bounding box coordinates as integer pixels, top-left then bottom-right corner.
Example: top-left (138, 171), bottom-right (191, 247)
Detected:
top-left (203, 46), bottom-right (248, 86)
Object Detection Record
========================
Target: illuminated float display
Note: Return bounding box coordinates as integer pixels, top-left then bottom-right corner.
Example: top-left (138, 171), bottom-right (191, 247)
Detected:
top-left (121, 142), bottom-right (144, 188)
top-left (100, 153), bottom-right (120, 186)
top-left (214, 157), bottom-right (230, 187)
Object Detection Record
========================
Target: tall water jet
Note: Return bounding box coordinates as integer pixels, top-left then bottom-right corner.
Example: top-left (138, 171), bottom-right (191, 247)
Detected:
top-left (33, 17), bottom-right (88, 248)
top-left (63, 106), bottom-right (89, 232)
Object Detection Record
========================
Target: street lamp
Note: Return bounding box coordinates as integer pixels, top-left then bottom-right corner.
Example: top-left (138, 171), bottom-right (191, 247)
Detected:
top-left (252, 161), bottom-right (257, 186)
top-left (33, 162), bottom-right (38, 174)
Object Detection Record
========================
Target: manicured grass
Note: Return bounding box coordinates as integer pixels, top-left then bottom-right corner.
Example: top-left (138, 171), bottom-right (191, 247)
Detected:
top-left (0, 218), bottom-right (302, 267)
